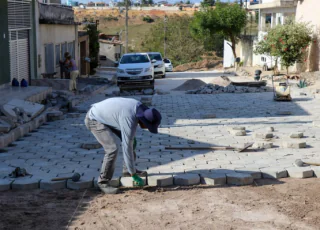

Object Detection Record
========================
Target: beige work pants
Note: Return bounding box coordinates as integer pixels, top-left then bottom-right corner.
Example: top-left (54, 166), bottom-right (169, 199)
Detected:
top-left (69, 70), bottom-right (79, 91)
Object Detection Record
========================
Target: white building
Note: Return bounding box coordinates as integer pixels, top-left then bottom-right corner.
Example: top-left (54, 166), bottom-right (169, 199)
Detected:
top-left (248, 0), bottom-right (297, 70)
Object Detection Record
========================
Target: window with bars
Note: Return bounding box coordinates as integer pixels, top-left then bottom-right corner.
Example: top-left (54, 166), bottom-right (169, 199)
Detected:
top-left (45, 43), bottom-right (54, 73)
top-left (55, 44), bottom-right (61, 66)
top-left (61, 42), bottom-right (67, 60)
top-left (68, 41), bottom-right (75, 59)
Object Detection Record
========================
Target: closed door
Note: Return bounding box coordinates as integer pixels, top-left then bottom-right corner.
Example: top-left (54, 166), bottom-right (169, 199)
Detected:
top-left (80, 41), bottom-right (86, 75)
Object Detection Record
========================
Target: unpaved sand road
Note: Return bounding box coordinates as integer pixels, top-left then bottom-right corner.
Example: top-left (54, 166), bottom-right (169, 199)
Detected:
top-left (1, 178), bottom-right (320, 230)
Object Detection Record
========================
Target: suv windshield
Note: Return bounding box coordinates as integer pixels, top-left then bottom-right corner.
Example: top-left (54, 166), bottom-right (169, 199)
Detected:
top-left (163, 59), bottom-right (170, 63)
top-left (120, 54), bottom-right (150, 64)
top-left (148, 53), bottom-right (162, 61)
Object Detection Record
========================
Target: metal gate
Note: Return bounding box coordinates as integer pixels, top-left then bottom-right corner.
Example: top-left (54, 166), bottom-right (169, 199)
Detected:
top-left (8, 0), bottom-right (31, 83)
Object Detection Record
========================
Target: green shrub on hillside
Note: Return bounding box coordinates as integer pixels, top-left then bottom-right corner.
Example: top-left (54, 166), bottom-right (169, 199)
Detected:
top-left (140, 15), bottom-right (204, 66)
top-left (142, 15), bottom-right (154, 23)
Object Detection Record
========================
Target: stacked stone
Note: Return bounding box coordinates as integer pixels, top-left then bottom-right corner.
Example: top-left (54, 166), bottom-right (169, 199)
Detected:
top-left (186, 83), bottom-right (268, 94)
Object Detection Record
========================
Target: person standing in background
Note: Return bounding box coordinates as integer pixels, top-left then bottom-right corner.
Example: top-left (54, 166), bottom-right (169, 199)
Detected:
top-left (60, 52), bottom-right (70, 79)
top-left (66, 55), bottom-right (79, 93)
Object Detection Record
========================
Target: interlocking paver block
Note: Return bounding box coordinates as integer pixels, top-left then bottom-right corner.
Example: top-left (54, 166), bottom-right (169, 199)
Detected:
top-left (261, 167), bottom-right (288, 179)
top-left (120, 176), bottom-right (147, 187)
top-left (312, 166), bottom-right (320, 178)
top-left (200, 173), bottom-right (226, 185)
top-left (313, 121), bottom-right (320, 127)
top-left (173, 173), bottom-right (200, 186)
top-left (148, 174), bottom-right (173, 187)
top-left (67, 113), bottom-right (81, 118)
top-left (81, 142), bottom-right (102, 150)
top-left (266, 127), bottom-right (274, 132)
top-left (40, 179), bottom-right (66, 190)
top-left (0, 179), bottom-right (12, 191)
top-left (276, 111), bottom-right (292, 115)
top-left (229, 127), bottom-right (246, 131)
top-left (286, 167), bottom-right (314, 178)
top-left (201, 114), bottom-right (216, 119)
top-left (254, 133), bottom-right (273, 139)
top-left (11, 178), bottom-right (40, 190)
top-left (253, 142), bottom-right (273, 149)
top-left (290, 133), bottom-right (304, 138)
top-left (283, 142), bottom-right (307, 149)
top-left (230, 130), bottom-right (246, 136)
top-left (235, 168), bottom-right (262, 179)
top-left (226, 173), bottom-right (253, 186)
top-left (67, 177), bottom-right (94, 190)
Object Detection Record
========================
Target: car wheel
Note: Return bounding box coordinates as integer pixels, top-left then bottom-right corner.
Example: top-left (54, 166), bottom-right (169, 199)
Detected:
top-left (162, 74), bottom-right (166, 78)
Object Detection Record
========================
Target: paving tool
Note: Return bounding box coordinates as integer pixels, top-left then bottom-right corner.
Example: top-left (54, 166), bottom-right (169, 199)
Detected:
top-left (294, 159), bottom-right (320, 167)
top-left (165, 142), bottom-right (254, 153)
top-left (51, 173), bottom-right (81, 182)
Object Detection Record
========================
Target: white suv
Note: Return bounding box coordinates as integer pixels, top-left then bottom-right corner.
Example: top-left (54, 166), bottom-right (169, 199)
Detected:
top-left (116, 53), bottom-right (155, 90)
top-left (147, 52), bottom-right (166, 78)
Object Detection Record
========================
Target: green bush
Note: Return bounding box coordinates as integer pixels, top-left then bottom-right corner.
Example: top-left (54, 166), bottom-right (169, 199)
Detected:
top-left (142, 15), bottom-right (154, 23)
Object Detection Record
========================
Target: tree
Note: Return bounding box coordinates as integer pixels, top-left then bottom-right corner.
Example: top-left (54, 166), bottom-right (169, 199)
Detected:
top-left (186, 0), bottom-right (191, 4)
top-left (85, 21), bottom-right (100, 75)
top-left (254, 19), bottom-right (312, 74)
top-left (140, 15), bottom-right (204, 66)
top-left (190, 2), bottom-right (247, 59)
top-left (201, 0), bottom-right (215, 7)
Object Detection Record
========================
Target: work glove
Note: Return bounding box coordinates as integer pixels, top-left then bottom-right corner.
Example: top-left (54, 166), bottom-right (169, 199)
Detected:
top-left (132, 174), bottom-right (144, 187)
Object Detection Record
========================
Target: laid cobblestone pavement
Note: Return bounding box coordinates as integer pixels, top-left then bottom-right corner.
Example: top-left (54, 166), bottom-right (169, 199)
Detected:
top-left (1, 90), bottom-right (320, 190)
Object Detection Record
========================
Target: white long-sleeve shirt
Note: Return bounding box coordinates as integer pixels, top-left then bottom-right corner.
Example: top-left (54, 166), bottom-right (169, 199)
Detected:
top-left (88, 98), bottom-right (141, 174)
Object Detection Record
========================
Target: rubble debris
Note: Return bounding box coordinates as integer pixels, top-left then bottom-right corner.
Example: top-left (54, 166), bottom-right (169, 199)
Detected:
top-left (143, 89), bottom-right (154, 95)
top-left (47, 111), bottom-right (64, 122)
top-left (0, 119), bottom-right (11, 133)
top-left (186, 83), bottom-right (268, 94)
top-left (155, 89), bottom-right (170, 95)
top-left (236, 69), bottom-right (251, 77)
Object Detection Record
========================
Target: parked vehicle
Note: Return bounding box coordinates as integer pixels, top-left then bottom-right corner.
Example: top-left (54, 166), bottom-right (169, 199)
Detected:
top-left (163, 58), bottom-right (173, 72)
top-left (147, 52), bottom-right (166, 78)
top-left (116, 53), bottom-right (155, 91)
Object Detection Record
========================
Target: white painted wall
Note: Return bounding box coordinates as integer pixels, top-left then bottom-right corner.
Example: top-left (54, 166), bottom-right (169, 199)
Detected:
top-left (100, 42), bottom-right (122, 66)
top-left (223, 40), bottom-right (234, 68)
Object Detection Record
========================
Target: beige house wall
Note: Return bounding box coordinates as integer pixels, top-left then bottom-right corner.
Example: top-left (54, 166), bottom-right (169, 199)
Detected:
top-left (296, 0), bottom-right (320, 72)
top-left (37, 24), bottom-right (79, 78)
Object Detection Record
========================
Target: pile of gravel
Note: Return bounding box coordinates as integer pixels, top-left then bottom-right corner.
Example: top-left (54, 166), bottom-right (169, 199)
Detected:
top-left (186, 83), bottom-right (269, 94)
top-left (173, 79), bottom-right (207, 91)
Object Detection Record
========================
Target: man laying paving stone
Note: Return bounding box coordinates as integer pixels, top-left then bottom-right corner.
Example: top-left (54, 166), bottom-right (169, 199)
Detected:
top-left (85, 98), bottom-right (162, 194)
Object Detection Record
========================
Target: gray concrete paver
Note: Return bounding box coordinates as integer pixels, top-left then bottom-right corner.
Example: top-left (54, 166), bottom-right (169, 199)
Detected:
top-left (2, 91), bottom-right (320, 190)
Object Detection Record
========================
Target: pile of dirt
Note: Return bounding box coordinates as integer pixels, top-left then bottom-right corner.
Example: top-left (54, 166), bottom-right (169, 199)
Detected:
top-left (174, 59), bottom-right (223, 72)
top-left (173, 79), bottom-right (207, 91)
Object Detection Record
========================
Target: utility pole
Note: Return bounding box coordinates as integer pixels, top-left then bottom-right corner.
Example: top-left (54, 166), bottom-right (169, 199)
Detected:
top-left (125, 0), bottom-right (129, 53)
top-left (164, 15), bottom-right (167, 58)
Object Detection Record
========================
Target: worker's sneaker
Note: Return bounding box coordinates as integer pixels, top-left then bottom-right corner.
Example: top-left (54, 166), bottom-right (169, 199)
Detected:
top-left (122, 169), bottom-right (147, 177)
top-left (97, 180), bottom-right (119, 194)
